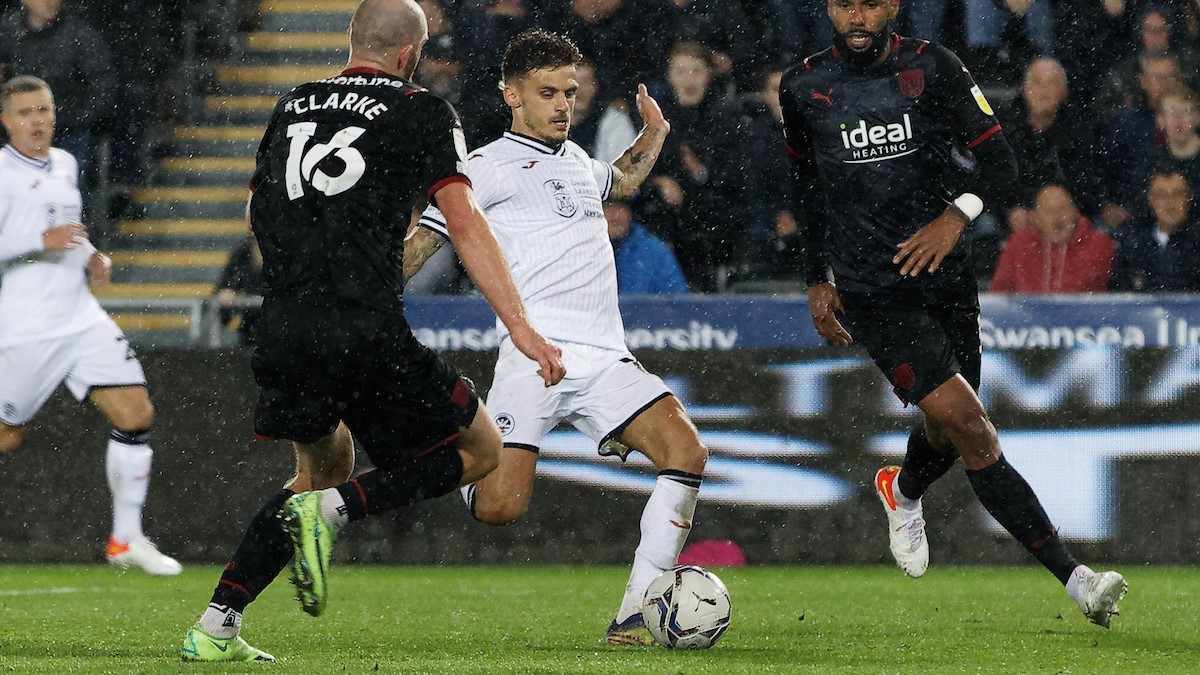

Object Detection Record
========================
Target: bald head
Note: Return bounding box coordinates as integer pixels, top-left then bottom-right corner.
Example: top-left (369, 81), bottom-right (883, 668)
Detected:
top-left (349, 0), bottom-right (428, 78)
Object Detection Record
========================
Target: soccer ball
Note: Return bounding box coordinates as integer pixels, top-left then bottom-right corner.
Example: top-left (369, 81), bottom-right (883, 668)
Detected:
top-left (641, 565), bottom-right (731, 649)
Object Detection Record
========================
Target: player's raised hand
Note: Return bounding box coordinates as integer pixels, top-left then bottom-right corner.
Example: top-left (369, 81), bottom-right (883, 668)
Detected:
top-left (807, 282), bottom-right (852, 346)
top-left (893, 212), bottom-right (966, 277)
top-left (510, 325), bottom-right (565, 387)
top-left (42, 223), bottom-right (88, 250)
top-left (635, 83), bottom-right (670, 134)
top-left (86, 251), bottom-right (112, 289)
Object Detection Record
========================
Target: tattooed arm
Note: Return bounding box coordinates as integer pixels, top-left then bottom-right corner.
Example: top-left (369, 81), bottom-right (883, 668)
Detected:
top-left (609, 83), bottom-right (672, 201)
top-left (403, 224), bottom-right (448, 282)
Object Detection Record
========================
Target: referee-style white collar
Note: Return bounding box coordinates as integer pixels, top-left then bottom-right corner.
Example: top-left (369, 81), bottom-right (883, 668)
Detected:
top-left (503, 131), bottom-right (566, 156)
top-left (2, 144), bottom-right (52, 171)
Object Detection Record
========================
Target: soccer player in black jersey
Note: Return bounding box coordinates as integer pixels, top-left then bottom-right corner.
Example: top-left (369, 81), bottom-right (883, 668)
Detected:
top-left (180, 0), bottom-right (564, 662)
top-left (780, 0), bottom-right (1127, 628)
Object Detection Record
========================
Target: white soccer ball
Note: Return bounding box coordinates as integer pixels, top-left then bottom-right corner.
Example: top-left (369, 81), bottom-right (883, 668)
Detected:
top-left (641, 565), bottom-right (731, 649)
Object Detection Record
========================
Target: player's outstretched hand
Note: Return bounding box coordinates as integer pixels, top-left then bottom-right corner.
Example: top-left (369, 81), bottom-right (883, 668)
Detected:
top-left (86, 251), bottom-right (112, 289)
top-left (42, 223), bottom-right (88, 251)
top-left (807, 282), bottom-right (852, 347)
top-left (635, 83), bottom-right (670, 134)
top-left (893, 212), bottom-right (966, 277)
top-left (511, 326), bottom-right (565, 387)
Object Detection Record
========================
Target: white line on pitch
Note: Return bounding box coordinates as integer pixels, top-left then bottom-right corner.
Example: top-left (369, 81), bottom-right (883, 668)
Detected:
top-left (0, 587), bottom-right (84, 597)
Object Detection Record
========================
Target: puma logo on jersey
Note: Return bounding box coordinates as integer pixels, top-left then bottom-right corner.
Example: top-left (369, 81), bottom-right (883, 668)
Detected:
top-left (812, 89), bottom-right (833, 106)
top-left (522, 160), bottom-right (539, 169)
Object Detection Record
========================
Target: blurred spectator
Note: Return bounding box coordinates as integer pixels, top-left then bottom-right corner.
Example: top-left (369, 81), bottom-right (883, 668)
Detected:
top-left (642, 41), bottom-right (745, 292)
top-left (215, 235), bottom-right (264, 346)
top-left (991, 184), bottom-right (1116, 293)
top-left (1054, 0), bottom-right (1137, 114)
top-left (668, 0), bottom-right (756, 93)
top-left (0, 0), bottom-right (115, 186)
top-left (567, 61), bottom-right (636, 162)
top-left (1152, 84), bottom-right (1200, 191)
top-left (1098, 52), bottom-right (1181, 230)
top-left (416, 31), bottom-right (463, 106)
top-left (90, 0), bottom-right (179, 229)
top-left (962, 0), bottom-right (1052, 85)
top-left (999, 57), bottom-right (1102, 228)
top-left (1110, 167), bottom-right (1200, 291)
top-left (605, 201), bottom-right (688, 294)
top-left (1102, 6), bottom-right (1181, 113)
top-left (546, 0), bottom-right (674, 105)
top-left (739, 64), bottom-right (801, 282)
top-left (450, 0), bottom-right (533, 100)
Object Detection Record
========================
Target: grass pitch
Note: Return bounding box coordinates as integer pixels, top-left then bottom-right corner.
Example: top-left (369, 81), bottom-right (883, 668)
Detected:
top-left (0, 564), bottom-right (1195, 673)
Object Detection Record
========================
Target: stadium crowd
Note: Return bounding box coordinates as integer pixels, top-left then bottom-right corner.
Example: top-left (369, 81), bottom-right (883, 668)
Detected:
top-left (3, 0), bottom-right (1200, 293)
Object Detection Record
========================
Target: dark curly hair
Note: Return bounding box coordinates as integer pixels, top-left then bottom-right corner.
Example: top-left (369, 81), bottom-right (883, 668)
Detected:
top-left (502, 29), bottom-right (583, 82)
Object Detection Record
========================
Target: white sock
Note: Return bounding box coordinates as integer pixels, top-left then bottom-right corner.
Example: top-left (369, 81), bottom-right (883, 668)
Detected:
top-left (892, 474), bottom-right (920, 510)
top-left (1065, 564), bottom-right (1094, 607)
top-left (199, 603), bottom-right (242, 639)
top-left (318, 488), bottom-right (349, 530)
top-left (615, 472), bottom-right (701, 623)
top-left (105, 435), bottom-right (153, 543)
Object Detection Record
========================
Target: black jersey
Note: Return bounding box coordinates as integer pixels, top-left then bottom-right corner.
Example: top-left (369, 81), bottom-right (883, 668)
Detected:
top-left (780, 36), bottom-right (1002, 294)
top-left (248, 67), bottom-right (470, 312)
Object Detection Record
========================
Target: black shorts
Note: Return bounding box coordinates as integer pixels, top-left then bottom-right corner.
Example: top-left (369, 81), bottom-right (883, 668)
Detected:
top-left (251, 297), bottom-right (479, 467)
top-left (839, 285), bottom-right (981, 406)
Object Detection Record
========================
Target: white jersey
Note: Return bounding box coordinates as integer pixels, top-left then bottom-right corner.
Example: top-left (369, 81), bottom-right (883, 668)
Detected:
top-left (419, 132), bottom-right (625, 351)
top-left (0, 145), bottom-right (106, 347)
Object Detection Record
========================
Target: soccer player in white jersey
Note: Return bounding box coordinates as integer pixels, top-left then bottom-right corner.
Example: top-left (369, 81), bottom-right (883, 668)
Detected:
top-left (412, 30), bottom-right (707, 646)
top-left (0, 76), bottom-right (180, 576)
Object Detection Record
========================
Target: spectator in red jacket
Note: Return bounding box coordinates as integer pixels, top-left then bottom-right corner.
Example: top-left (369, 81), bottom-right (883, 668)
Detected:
top-left (990, 184), bottom-right (1116, 293)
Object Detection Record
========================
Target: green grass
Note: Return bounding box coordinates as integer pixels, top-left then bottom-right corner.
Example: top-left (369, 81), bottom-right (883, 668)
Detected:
top-left (0, 564), bottom-right (1194, 673)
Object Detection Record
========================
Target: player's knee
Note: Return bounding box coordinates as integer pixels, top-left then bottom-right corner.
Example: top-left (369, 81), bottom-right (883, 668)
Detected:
top-left (112, 399), bottom-right (154, 430)
top-left (657, 437), bottom-right (707, 475)
top-left (472, 496), bottom-right (527, 526)
top-left (941, 408), bottom-right (996, 450)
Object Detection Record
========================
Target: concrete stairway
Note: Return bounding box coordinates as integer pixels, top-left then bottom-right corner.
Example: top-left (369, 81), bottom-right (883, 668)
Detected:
top-left (102, 0), bottom-right (354, 343)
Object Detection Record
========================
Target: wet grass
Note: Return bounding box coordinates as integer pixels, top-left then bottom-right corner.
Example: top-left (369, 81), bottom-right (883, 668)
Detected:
top-left (0, 564), bottom-right (1194, 673)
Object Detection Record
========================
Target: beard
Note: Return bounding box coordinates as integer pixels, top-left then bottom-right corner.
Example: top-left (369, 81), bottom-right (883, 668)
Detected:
top-left (833, 27), bottom-right (891, 68)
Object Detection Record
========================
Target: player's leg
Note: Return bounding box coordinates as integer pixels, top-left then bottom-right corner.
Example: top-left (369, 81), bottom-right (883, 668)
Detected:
top-left (918, 379), bottom-right (1126, 626)
top-left (0, 338), bottom-right (76, 452)
top-left (467, 341), bottom-right (562, 525)
top-left (185, 423), bottom-right (353, 662)
top-left (606, 394), bottom-right (707, 645)
top-left (88, 384), bottom-right (181, 576)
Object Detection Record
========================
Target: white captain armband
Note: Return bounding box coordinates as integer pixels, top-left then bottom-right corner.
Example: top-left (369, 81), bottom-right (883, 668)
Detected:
top-left (951, 193), bottom-right (984, 222)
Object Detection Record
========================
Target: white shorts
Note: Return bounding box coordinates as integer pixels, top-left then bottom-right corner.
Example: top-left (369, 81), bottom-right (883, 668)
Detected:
top-left (485, 340), bottom-right (671, 451)
top-left (0, 318), bottom-right (146, 426)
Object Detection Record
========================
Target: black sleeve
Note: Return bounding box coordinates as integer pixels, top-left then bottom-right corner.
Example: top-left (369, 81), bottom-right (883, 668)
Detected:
top-left (249, 108), bottom-right (280, 193)
top-left (779, 76), bottom-right (833, 286)
top-left (419, 96), bottom-right (472, 204)
top-left (930, 47), bottom-right (1018, 212)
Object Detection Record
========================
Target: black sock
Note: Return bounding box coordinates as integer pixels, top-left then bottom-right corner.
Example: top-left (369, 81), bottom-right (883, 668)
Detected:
top-left (336, 445), bottom-right (464, 522)
top-left (897, 423), bottom-right (957, 501)
top-left (966, 457), bottom-right (1079, 584)
top-left (210, 489), bottom-right (295, 613)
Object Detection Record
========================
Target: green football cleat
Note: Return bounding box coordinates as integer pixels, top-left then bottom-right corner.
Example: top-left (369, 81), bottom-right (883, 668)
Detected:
top-left (279, 491), bottom-right (337, 617)
top-left (180, 623), bottom-right (275, 662)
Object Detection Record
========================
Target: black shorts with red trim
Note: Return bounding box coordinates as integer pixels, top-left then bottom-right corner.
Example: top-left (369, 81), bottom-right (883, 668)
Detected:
top-left (251, 296), bottom-right (478, 467)
top-left (839, 285), bottom-right (981, 406)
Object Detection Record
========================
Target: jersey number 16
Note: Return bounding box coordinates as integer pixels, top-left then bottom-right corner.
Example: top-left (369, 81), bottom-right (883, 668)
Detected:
top-left (285, 122), bottom-right (367, 200)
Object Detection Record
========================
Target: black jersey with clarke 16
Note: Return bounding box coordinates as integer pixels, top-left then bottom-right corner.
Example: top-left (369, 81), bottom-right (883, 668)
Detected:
top-left (248, 68), bottom-right (470, 312)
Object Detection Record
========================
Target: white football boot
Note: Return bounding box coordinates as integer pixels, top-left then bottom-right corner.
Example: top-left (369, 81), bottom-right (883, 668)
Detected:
top-left (1068, 566), bottom-right (1128, 629)
top-left (874, 466), bottom-right (929, 578)
top-left (106, 536), bottom-right (183, 576)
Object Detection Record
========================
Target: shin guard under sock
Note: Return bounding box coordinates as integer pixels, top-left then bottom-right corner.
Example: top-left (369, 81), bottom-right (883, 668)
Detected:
top-left (210, 489), bottom-right (295, 613)
top-left (966, 456), bottom-right (1079, 584)
top-left (896, 423), bottom-right (956, 501)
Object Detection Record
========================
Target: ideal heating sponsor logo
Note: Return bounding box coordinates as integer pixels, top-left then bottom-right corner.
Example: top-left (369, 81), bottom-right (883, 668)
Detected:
top-left (839, 113), bottom-right (916, 163)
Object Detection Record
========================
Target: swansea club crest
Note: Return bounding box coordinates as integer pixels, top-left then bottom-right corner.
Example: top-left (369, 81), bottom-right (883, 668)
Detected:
top-left (544, 179), bottom-right (579, 218)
